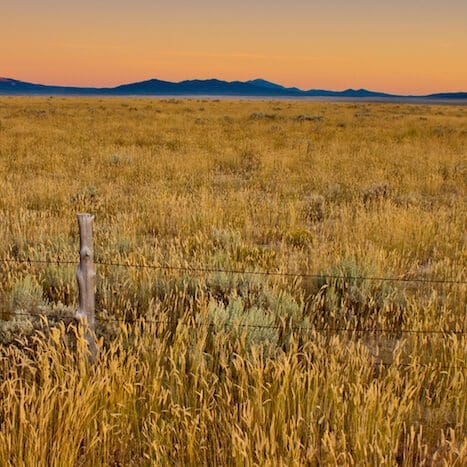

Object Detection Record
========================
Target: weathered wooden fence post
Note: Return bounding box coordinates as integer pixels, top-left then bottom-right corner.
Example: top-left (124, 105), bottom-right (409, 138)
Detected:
top-left (75, 213), bottom-right (98, 362)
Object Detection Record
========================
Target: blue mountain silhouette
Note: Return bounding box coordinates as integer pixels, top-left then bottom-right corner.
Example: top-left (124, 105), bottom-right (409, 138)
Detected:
top-left (0, 77), bottom-right (465, 99)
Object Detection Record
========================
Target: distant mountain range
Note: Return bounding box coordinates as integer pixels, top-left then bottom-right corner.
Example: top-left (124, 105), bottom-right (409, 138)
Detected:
top-left (0, 77), bottom-right (466, 100)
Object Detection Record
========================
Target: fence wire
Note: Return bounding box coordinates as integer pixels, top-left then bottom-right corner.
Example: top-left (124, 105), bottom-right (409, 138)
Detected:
top-left (1, 310), bottom-right (465, 335)
top-left (2, 257), bottom-right (466, 285)
top-left (1, 310), bottom-right (465, 371)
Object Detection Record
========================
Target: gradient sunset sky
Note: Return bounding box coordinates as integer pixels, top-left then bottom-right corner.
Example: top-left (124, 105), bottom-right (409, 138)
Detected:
top-left (2, 0), bottom-right (466, 94)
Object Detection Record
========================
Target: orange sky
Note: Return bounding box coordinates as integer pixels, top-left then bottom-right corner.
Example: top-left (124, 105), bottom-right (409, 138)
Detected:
top-left (2, 1), bottom-right (466, 94)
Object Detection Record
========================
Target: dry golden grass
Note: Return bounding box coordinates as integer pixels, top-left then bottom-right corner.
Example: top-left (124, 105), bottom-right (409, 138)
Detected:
top-left (0, 97), bottom-right (466, 465)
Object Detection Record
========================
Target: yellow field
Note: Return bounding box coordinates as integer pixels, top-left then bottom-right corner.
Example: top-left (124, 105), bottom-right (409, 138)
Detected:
top-left (0, 97), bottom-right (466, 465)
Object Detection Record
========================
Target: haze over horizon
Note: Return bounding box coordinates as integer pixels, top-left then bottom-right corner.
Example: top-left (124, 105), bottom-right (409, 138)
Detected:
top-left (2, 0), bottom-right (466, 94)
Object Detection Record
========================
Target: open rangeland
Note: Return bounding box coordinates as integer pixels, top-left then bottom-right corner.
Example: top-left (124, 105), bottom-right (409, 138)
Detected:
top-left (0, 97), bottom-right (466, 465)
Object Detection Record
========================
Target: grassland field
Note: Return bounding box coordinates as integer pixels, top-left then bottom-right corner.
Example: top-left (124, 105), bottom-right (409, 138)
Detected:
top-left (0, 97), bottom-right (465, 465)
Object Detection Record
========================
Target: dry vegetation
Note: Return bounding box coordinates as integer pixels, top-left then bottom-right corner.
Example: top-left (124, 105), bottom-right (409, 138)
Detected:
top-left (0, 96), bottom-right (466, 465)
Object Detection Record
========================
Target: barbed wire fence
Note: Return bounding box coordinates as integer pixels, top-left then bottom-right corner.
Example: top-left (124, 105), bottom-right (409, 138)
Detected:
top-left (1, 214), bottom-right (465, 367)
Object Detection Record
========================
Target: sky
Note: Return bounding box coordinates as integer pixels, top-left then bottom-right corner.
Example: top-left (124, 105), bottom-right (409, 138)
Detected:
top-left (2, 0), bottom-right (466, 94)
